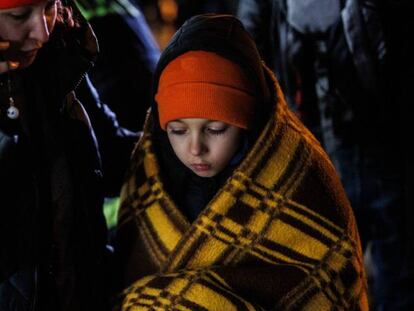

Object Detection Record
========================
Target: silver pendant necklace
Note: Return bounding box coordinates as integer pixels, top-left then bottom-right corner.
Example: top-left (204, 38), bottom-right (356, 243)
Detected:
top-left (7, 97), bottom-right (19, 119)
top-left (6, 63), bottom-right (19, 120)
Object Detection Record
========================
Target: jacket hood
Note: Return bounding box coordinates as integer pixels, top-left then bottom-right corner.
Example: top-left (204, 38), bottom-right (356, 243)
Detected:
top-left (148, 14), bottom-right (277, 218)
top-left (150, 14), bottom-right (276, 163)
top-left (151, 14), bottom-right (272, 134)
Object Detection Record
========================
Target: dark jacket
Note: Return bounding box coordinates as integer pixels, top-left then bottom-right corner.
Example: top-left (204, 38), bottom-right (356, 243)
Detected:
top-left (237, 0), bottom-right (406, 145)
top-left (76, 0), bottom-right (161, 131)
top-left (0, 6), bottom-right (136, 311)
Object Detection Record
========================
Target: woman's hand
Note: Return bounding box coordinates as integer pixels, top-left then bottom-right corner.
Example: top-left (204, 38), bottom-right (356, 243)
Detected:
top-left (0, 41), bottom-right (19, 74)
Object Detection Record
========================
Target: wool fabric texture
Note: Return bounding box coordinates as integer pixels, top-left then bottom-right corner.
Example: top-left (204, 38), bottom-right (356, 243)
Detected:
top-left (115, 68), bottom-right (368, 310)
top-left (0, 0), bottom-right (43, 9)
top-left (155, 51), bottom-right (257, 130)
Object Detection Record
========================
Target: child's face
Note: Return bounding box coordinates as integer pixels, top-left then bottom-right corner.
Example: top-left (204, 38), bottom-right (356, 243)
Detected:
top-left (166, 118), bottom-right (243, 177)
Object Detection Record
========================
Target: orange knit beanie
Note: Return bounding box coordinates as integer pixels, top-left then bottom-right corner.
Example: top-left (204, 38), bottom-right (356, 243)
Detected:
top-left (0, 0), bottom-right (43, 9)
top-left (155, 51), bottom-right (257, 130)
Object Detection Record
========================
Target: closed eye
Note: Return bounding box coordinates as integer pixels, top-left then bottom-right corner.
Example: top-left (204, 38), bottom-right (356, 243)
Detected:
top-left (8, 10), bottom-right (30, 20)
top-left (168, 128), bottom-right (187, 135)
top-left (206, 127), bottom-right (227, 136)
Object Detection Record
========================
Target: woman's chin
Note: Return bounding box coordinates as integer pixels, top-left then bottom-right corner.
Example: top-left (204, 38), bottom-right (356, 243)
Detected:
top-left (18, 54), bottom-right (37, 69)
top-left (11, 51), bottom-right (38, 69)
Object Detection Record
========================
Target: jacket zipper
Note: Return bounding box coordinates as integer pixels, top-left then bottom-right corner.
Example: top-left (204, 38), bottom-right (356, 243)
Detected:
top-left (31, 173), bottom-right (40, 311)
top-left (30, 265), bottom-right (38, 311)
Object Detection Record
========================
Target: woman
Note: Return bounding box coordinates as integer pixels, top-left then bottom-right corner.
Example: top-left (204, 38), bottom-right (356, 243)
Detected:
top-left (114, 14), bottom-right (368, 310)
top-left (1, 0), bottom-right (136, 310)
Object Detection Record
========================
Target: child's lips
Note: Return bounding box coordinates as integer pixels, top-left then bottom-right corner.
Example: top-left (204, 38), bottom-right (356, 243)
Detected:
top-left (191, 163), bottom-right (211, 172)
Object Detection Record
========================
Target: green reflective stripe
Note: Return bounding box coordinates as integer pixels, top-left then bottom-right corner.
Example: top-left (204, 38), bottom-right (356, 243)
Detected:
top-left (104, 197), bottom-right (120, 229)
top-left (75, 1), bottom-right (93, 20)
top-left (75, 0), bottom-right (138, 20)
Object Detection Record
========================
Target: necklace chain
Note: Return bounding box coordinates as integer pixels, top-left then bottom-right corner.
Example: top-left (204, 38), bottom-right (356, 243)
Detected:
top-left (4, 63), bottom-right (19, 120)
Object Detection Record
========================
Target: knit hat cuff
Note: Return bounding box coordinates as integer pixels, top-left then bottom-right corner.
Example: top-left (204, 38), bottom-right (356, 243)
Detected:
top-left (156, 83), bottom-right (256, 130)
top-left (0, 0), bottom-right (43, 9)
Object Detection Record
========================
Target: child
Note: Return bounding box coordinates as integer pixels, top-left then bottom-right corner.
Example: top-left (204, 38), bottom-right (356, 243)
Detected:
top-left (114, 14), bottom-right (368, 310)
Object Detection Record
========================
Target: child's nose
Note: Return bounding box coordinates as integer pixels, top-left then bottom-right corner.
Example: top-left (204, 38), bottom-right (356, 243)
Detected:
top-left (190, 136), bottom-right (206, 156)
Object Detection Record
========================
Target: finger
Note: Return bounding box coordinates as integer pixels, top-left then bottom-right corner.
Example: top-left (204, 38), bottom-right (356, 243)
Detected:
top-left (0, 61), bottom-right (19, 74)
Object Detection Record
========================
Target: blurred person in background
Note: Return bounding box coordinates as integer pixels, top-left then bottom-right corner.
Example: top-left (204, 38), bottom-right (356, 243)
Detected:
top-left (238, 0), bottom-right (412, 309)
top-left (174, 0), bottom-right (239, 28)
top-left (76, 0), bottom-right (160, 131)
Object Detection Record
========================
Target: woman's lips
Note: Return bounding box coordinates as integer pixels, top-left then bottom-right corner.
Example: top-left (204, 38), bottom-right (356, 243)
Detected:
top-left (191, 163), bottom-right (211, 172)
top-left (21, 49), bottom-right (38, 58)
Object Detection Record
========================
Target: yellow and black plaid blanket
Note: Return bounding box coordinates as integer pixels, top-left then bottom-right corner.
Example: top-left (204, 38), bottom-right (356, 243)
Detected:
top-left (114, 72), bottom-right (368, 310)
